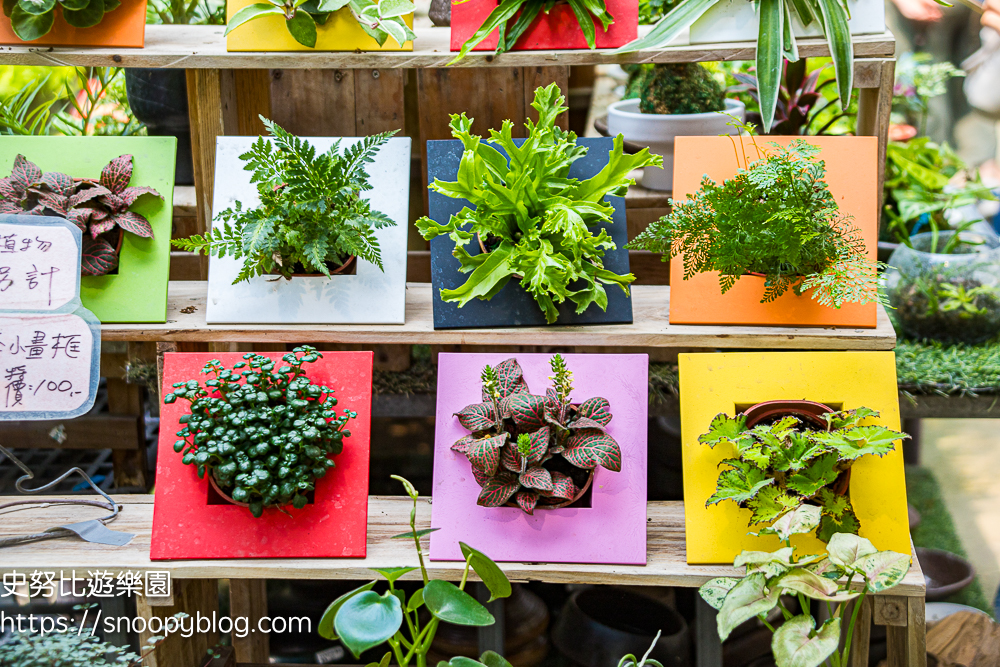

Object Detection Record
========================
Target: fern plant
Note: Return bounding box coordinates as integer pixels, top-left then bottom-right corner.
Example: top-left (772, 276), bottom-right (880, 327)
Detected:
top-left (172, 115), bottom-right (397, 283)
top-left (628, 127), bottom-right (884, 307)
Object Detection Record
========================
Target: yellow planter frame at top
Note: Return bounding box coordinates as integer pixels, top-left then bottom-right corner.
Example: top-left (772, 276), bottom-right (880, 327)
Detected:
top-left (679, 351), bottom-right (910, 564)
top-left (226, 0), bottom-right (414, 52)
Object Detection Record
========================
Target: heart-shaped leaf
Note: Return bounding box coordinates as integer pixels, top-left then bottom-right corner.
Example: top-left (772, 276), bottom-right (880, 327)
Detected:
top-left (15, 0), bottom-right (54, 17)
top-left (10, 4), bottom-right (54, 40)
top-left (563, 429), bottom-right (622, 471)
top-left (576, 396), bottom-right (612, 426)
top-left (119, 185), bottom-right (162, 207)
top-left (333, 590), bottom-right (403, 657)
top-left (62, 0), bottom-right (105, 29)
top-left (68, 183), bottom-right (111, 208)
top-left (9, 155), bottom-right (41, 191)
top-left (515, 490), bottom-right (538, 514)
top-left (460, 542), bottom-right (511, 602)
top-left (717, 572), bottom-right (780, 641)
top-left (476, 475), bottom-right (519, 507)
top-left (423, 580), bottom-right (494, 626)
top-left (466, 433), bottom-right (506, 476)
top-left (755, 504), bottom-right (822, 542)
top-left (734, 547), bottom-right (794, 578)
top-left (39, 170), bottom-right (72, 195)
top-left (114, 211), bottom-right (154, 238)
top-left (81, 235), bottom-right (117, 276)
top-left (774, 568), bottom-right (842, 600)
top-left (318, 580), bottom-right (375, 640)
top-left (509, 392), bottom-right (546, 430)
top-left (519, 466), bottom-right (552, 492)
top-left (772, 616), bottom-right (841, 667)
top-left (852, 550), bottom-right (911, 592)
top-left (826, 532), bottom-right (877, 569)
top-left (372, 566), bottom-right (417, 584)
top-left (99, 154), bottom-right (133, 194)
top-left (698, 576), bottom-right (740, 611)
top-left (452, 434), bottom-right (477, 454)
top-left (455, 402), bottom-right (497, 432)
top-left (546, 470), bottom-right (577, 500)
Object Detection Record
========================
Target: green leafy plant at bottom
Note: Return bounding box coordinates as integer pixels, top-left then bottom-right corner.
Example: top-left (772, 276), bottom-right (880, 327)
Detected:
top-left (319, 475), bottom-right (512, 667)
top-left (627, 126), bottom-right (885, 308)
top-left (416, 83), bottom-right (660, 324)
top-left (2, 0), bottom-right (123, 42)
top-left (163, 346), bottom-right (355, 518)
top-left (699, 505), bottom-right (911, 667)
top-left (700, 406), bottom-right (908, 542)
top-left (225, 0), bottom-right (415, 48)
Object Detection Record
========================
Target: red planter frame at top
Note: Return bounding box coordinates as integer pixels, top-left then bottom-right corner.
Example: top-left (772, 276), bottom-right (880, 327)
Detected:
top-left (450, 0), bottom-right (638, 52)
top-left (150, 351), bottom-right (372, 560)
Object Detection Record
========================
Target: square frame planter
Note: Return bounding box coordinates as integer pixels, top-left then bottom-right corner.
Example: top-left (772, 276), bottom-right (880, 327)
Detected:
top-left (0, 0), bottom-right (146, 47)
top-left (450, 0), bottom-right (637, 52)
top-left (151, 351), bottom-right (373, 560)
top-left (429, 352), bottom-right (648, 565)
top-left (678, 351), bottom-right (910, 564)
top-left (669, 135), bottom-right (879, 327)
top-left (206, 136), bottom-right (411, 324)
top-left (690, 0), bottom-right (884, 44)
top-left (0, 137), bottom-right (176, 323)
top-left (225, 0), bottom-right (413, 51)
top-left (427, 136), bottom-right (633, 329)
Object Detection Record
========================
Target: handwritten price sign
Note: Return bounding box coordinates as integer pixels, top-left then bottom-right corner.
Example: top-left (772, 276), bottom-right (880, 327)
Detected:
top-left (0, 221), bottom-right (79, 311)
top-left (0, 215), bottom-right (99, 420)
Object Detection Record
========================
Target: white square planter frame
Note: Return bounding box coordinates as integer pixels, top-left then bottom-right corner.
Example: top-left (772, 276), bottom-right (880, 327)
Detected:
top-left (689, 0), bottom-right (885, 44)
top-left (206, 136), bottom-right (411, 324)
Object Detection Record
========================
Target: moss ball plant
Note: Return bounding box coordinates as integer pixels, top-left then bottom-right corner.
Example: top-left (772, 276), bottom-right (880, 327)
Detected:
top-left (163, 346), bottom-right (355, 518)
top-left (638, 63), bottom-right (726, 115)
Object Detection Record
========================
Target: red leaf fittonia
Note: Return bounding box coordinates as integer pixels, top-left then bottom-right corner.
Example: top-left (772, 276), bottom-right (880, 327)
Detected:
top-left (0, 154), bottom-right (162, 277)
top-left (451, 355), bottom-right (622, 515)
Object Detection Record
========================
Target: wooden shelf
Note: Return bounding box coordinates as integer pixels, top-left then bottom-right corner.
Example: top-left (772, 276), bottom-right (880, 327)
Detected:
top-left (101, 281), bottom-right (897, 349)
top-left (0, 25), bottom-right (895, 69)
top-left (0, 495), bottom-right (925, 595)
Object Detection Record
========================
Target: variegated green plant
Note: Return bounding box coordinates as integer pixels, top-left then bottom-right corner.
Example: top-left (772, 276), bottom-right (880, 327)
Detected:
top-left (701, 407), bottom-right (907, 542)
top-left (451, 355), bottom-right (622, 514)
top-left (699, 505), bottom-right (911, 667)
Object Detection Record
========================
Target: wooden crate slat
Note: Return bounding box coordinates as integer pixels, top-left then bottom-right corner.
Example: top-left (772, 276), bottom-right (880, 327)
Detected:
top-left (0, 415), bottom-right (142, 450)
top-left (0, 26), bottom-right (894, 69)
top-left (0, 495), bottom-right (925, 595)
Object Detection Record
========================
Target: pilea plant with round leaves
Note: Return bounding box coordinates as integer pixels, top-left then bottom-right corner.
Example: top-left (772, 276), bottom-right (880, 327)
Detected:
top-left (701, 407), bottom-right (908, 542)
top-left (0, 154), bottom-right (161, 276)
top-left (699, 505), bottom-right (911, 667)
top-left (2, 0), bottom-right (123, 42)
top-left (319, 476), bottom-right (512, 667)
top-left (450, 354), bottom-right (622, 515)
top-left (163, 346), bottom-right (355, 518)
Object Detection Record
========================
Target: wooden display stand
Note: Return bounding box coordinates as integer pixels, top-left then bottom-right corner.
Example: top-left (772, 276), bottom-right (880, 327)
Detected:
top-left (0, 23), bottom-right (914, 667)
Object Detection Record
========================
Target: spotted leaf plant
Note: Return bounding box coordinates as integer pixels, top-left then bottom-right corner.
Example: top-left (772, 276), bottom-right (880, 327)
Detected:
top-left (699, 505), bottom-right (911, 667)
top-left (701, 407), bottom-right (908, 542)
top-left (450, 354), bottom-right (622, 515)
top-left (0, 154), bottom-right (161, 276)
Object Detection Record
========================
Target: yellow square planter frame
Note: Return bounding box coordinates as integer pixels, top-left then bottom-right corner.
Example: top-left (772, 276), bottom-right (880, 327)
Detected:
top-left (226, 0), bottom-right (413, 51)
top-left (679, 351), bottom-right (910, 564)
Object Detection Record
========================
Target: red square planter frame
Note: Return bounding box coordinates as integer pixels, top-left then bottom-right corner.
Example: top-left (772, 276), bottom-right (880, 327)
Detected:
top-left (150, 351), bottom-right (373, 560)
top-left (450, 0), bottom-right (637, 52)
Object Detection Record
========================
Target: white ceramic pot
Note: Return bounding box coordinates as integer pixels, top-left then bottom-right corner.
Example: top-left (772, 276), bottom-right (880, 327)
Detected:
top-left (689, 0), bottom-right (885, 44)
top-left (606, 98), bottom-right (745, 191)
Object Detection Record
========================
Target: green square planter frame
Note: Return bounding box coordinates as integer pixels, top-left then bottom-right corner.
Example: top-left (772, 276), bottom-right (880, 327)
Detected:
top-left (0, 137), bottom-right (176, 323)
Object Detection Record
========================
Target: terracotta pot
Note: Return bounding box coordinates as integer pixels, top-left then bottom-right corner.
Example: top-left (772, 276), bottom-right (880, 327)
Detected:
top-left (270, 255), bottom-right (357, 278)
top-left (208, 471), bottom-right (250, 508)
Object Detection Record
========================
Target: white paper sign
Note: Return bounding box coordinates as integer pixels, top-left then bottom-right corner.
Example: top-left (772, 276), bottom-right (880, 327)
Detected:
top-left (0, 221), bottom-right (80, 311)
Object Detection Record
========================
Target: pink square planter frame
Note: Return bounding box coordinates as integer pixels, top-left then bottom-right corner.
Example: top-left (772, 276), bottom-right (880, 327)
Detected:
top-left (429, 353), bottom-right (649, 564)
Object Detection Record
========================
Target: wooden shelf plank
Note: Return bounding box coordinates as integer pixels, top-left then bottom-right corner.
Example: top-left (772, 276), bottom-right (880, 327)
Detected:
top-left (0, 496), bottom-right (925, 595)
top-left (100, 281), bottom-right (897, 349)
top-left (0, 25), bottom-right (894, 69)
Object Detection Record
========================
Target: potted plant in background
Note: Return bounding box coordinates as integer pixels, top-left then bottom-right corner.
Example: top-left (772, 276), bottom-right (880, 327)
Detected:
top-left (448, 355), bottom-right (622, 514)
top-left (606, 62), bottom-right (744, 190)
top-left (449, 0), bottom-right (636, 62)
top-left (0, 153), bottom-right (163, 276)
top-left (164, 347), bottom-right (356, 518)
top-left (174, 116), bottom-right (397, 282)
top-left (883, 230), bottom-right (1000, 345)
top-left (700, 508), bottom-right (911, 667)
top-left (700, 403), bottom-right (908, 541)
top-left (628, 131), bottom-right (884, 313)
top-left (319, 475), bottom-right (512, 666)
top-left (418, 83), bottom-right (660, 326)
top-left (224, 0), bottom-right (415, 51)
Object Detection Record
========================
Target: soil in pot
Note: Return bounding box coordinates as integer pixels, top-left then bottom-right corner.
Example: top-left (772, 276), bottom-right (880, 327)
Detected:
top-left (269, 255), bottom-right (357, 278)
top-left (124, 69), bottom-right (194, 185)
top-left (207, 472), bottom-right (315, 509)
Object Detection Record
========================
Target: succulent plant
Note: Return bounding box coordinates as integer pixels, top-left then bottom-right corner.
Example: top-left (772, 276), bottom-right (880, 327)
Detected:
top-left (450, 355), bottom-right (622, 515)
top-left (0, 154), bottom-right (161, 276)
top-left (635, 63), bottom-right (726, 115)
top-left (163, 346), bottom-right (355, 518)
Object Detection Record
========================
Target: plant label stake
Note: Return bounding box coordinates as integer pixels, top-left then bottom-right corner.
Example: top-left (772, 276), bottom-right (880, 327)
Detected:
top-left (0, 215), bottom-right (126, 548)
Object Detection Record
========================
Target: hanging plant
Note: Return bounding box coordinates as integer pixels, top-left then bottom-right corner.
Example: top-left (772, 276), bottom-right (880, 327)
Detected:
top-left (0, 153), bottom-right (161, 276)
top-left (449, 355), bottom-right (622, 514)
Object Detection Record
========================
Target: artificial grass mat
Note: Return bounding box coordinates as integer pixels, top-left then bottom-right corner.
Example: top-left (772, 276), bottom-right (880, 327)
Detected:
top-left (905, 465), bottom-right (994, 616)
top-left (896, 339), bottom-right (1000, 396)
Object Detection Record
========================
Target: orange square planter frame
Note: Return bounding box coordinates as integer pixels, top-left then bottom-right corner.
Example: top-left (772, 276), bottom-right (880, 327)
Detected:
top-left (668, 135), bottom-right (879, 328)
top-left (0, 0), bottom-right (146, 47)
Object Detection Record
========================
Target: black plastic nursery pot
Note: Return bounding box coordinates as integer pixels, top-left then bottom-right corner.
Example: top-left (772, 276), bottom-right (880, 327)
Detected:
top-left (426, 136), bottom-right (634, 329)
top-left (551, 588), bottom-right (690, 667)
top-left (125, 68), bottom-right (194, 185)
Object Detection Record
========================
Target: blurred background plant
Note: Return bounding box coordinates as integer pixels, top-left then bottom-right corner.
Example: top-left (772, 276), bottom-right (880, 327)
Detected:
top-left (637, 0), bottom-right (681, 24)
top-left (146, 0), bottom-right (225, 24)
top-left (0, 66), bottom-right (144, 136)
top-left (892, 52), bottom-right (966, 137)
